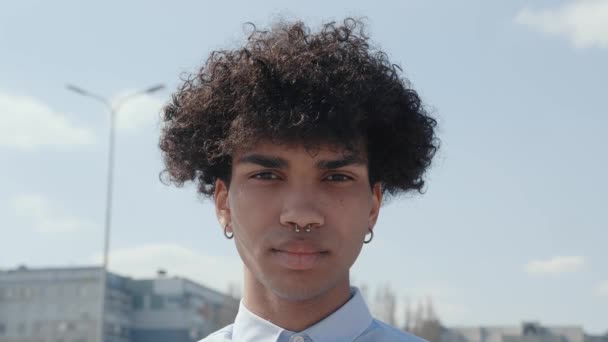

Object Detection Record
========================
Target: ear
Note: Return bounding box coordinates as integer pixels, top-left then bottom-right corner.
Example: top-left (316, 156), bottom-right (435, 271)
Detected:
top-left (368, 183), bottom-right (382, 230)
top-left (214, 178), bottom-right (231, 232)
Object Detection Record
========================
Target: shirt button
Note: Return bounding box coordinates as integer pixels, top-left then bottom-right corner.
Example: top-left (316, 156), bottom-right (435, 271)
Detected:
top-left (292, 335), bottom-right (305, 342)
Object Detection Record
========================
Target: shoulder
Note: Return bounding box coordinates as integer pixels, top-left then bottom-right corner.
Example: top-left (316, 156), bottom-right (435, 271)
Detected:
top-left (359, 319), bottom-right (428, 342)
top-left (198, 324), bottom-right (234, 342)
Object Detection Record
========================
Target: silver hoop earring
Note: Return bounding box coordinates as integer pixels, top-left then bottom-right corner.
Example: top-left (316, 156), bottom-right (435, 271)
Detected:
top-left (224, 223), bottom-right (234, 239)
top-left (363, 228), bottom-right (373, 244)
top-left (294, 223), bottom-right (301, 233)
top-left (305, 224), bottom-right (312, 233)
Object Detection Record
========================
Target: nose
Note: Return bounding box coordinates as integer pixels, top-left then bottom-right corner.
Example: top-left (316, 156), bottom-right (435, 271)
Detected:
top-left (279, 187), bottom-right (325, 231)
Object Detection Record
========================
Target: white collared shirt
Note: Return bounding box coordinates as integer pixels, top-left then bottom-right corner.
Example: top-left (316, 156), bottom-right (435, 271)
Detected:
top-left (200, 287), bottom-right (426, 342)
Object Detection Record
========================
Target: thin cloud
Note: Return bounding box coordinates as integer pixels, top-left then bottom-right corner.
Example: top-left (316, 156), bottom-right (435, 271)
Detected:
top-left (515, 0), bottom-right (608, 49)
top-left (596, 280), bottom-right (608, 297)
top-left (12, 193), bottom-right (97, 233)
top-left (0, 92), bottom-right (95, 149)
top-left (89, 243), bottom-right (242, 292)
top-left (524, 255), bottom-right (587, 275)
top-left (112, 92), bottom-right (165, 131)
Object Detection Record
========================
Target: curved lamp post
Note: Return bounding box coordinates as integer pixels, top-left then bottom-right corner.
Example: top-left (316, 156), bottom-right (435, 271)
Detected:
top-left (67, 83), bottom-right (164, 342)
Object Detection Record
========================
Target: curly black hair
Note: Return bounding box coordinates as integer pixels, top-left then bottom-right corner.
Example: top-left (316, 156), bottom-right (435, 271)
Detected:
top-left (159, 18), bottom-right (438, 198)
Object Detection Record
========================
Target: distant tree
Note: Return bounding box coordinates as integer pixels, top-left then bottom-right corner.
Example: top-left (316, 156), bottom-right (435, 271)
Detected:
top-left (402, 297), bottom-right (412, 332)
top-left (385, 285), bottom-right (397, 326)
top-left (359, 283), bottom-right (369, 304)
top-left (226, 281), bottom-right (241, 299)
top-left (414, 318), bottom-right (443, 342)
top-left (408, 297), bottom-right (443, 342)
top-left (373, 283), bottom-right (397, 326)
top-left (424, 296), bottom-right (436, 320)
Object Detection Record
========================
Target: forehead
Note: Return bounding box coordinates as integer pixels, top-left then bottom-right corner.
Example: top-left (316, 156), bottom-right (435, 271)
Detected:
top-left (233, 140), bottom-right (366, 162)
top-left (232, 141), bottom-right (367, 168)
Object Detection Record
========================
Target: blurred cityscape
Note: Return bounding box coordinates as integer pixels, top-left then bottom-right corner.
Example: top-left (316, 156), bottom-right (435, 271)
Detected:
top-left (1, 266), bottom-right (606, 342)
top-left (0, 266), bottom-right (238, 342)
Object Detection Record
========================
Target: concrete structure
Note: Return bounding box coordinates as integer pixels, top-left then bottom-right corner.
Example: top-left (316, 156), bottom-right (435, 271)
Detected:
top-left (0, 266), bottom-right (238, 342)
top-left (442, 322), bottom-right (607, 342)
top-left (586, 334), bottom-right (608, 342)
top-left (128, 272), bottom-right (238, 342)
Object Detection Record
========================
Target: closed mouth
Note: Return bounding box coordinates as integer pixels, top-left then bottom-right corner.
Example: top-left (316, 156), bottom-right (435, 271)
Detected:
top-left (270, 249), bottom-right (329, 270)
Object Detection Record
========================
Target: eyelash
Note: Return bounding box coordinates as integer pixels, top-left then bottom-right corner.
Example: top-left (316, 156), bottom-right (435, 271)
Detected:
top-left (250, 172), bottom-right (353, 182)
top-left (324, 174), bottom-right (353, 182)
top-left (251, 172), bottom-right (280, 180)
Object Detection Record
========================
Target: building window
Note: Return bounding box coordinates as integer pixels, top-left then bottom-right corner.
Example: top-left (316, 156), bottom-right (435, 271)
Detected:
top-left (67, 322), bottom-right (76, 331)
top-left (121, 326), bottom-right (130, 338)
top-left (17, 322), bottom-right (26, 335)
top-left (5, 288), bottom-right (14, 299)
top-left (166, 295), bottom-right (184, 309)
top-left (33, 321), bottom-right (43, 333)
top-left (22, 287), bottom-right (33, 299)
top-left (133, 295), bottom-right (144, 310)
top-left (150, 295), bottom-right (164, 310)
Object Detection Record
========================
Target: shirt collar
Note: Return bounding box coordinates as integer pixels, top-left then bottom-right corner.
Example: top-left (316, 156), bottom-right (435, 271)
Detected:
top-left (231, 299), bottom-right (285, 341)
top-left (303, 287), bottom-right (372, 342)
top-left (232, 287), bottom-right (373, 342)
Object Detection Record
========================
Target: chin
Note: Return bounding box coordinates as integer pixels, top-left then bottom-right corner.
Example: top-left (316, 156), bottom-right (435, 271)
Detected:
top-left (270, 284), bottom-right (329, 302)
top-left (263, 275), bottom-right (339, 302)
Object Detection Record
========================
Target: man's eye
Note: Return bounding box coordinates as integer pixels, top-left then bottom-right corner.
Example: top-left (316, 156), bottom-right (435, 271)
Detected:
top-left (252, 172), bottom-right (279, 180)
top-left (325, 174), bottom-right (352, 182)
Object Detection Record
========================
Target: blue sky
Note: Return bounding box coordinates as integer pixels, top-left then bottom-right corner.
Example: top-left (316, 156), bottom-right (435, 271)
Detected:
top-left (1, 0), bottom-right (607, 334)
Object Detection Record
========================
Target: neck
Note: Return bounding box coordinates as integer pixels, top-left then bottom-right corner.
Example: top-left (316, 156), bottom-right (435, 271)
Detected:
top-left (241, 268), bottom-right (352, 332)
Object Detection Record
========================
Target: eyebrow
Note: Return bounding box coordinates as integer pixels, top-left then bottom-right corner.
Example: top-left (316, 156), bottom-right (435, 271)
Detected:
top-left (315, 155), bottom-right (366, 169)
top-left (236, 154), bottom-right (288, 169)
top-left (236, 153), bottom-right (366, 170)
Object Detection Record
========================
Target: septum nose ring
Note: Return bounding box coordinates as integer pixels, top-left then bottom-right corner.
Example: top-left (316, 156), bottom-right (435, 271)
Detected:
top-left (294, 223), bottom-right (313, 233)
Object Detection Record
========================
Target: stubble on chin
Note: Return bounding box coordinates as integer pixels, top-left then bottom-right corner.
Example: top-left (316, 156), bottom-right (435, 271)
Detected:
top-left (257, 270), bottom-right (343, 303)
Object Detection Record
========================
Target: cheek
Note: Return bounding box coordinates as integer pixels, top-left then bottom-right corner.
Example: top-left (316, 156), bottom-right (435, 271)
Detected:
top-left (229, 184), bottom-right (281, 231)
top-left (331, 185), bottom-right (374, 214)
top-left (327, 191), bottom-right (374, 241)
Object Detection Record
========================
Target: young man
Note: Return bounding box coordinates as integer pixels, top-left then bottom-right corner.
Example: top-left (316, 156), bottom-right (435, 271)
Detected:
top-left (160, 18), bottom-right (438, 342)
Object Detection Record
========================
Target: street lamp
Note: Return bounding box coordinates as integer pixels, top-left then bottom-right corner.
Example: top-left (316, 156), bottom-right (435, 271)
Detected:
top-left (67, 83), bottom-right (165, 342)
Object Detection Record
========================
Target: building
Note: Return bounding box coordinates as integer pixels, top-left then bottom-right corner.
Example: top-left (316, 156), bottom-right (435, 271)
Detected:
top-left (128, 271), bottom-right (238, 342)
top-left (586, 334), bottom-right (608, 342)
top-left (0, 266), bottom-right (238, 342)
top-left (442, 322), bottom-right (607, 342)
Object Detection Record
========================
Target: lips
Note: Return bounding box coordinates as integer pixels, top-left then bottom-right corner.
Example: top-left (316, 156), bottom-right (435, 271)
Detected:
top-left (271, 240), bottom-right (328, 270)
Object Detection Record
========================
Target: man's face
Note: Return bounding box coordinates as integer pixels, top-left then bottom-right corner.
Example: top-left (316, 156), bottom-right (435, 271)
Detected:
top-left (214, 141), bottom-right (382, 301)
